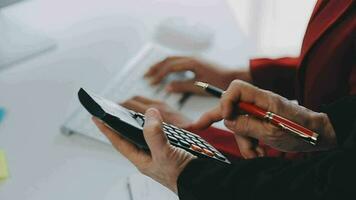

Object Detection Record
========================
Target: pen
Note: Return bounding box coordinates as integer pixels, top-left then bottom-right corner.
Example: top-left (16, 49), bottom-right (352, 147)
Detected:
top-left (194, 81), bottom-right (318, 145)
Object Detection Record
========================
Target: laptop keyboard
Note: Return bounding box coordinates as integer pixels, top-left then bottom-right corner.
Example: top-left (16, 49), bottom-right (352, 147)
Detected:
top-left (61, 44), bottom-right (189, 143)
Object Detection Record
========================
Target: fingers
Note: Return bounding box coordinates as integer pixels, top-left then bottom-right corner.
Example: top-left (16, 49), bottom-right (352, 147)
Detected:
top-left (147, 57), bottom-right (197, 85)
top-left (221, 80), bottom-right (293, 121)
top-left (143, 108), bottom-right (170, 157)
top-left (121, 100), bottom-right (147, 113)
top-left (234, 135), bottom-right (258, 159)
top-left (221, 80), bottom-right (261, 119)
top-left (234, 135), bottom-right (265, 159)
top-left (188, 106), bottom-right (223, 130)
top-left (224, 114), bottom-right (281, 145)
top-left (166, 80), bottom-right (201, 94)
top-left (255, 146), bottom-right (266, 157)
top-left (92, 118), bottom-right (150, 165)
top-left (224, 115), bottom-right (265, 139)
top-left (132, 96), bottom-right (160, 105)
top-left (121, 96), bottom-right (162, 113)
top-left (224, 115), bottom-right (266, 139)
top-left (144, 56), bottom-right (182, 77)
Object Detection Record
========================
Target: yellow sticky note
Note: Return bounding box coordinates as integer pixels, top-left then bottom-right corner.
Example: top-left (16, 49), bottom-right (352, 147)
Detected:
top-left (0, 150), bottom-right (9, 179)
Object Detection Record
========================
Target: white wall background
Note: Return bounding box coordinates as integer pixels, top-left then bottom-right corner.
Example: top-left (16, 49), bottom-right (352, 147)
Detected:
top-left (227, 0), bottom-right (317, 57)
top-left (3, 0), bottom-right (317, 60)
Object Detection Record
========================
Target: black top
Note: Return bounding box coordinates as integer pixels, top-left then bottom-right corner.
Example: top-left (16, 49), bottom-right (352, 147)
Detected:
top-left (177, 96), bottom-right (356, 200)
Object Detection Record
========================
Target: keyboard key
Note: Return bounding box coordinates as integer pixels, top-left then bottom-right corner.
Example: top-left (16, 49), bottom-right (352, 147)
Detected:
top-left (179, 140), bottom-right (190, 148)
top-left (209, 147), bottom-right (218, 152)
top-left (191, 144), bottom-right (203, 152)
top-left (192, 138), bottom-right (202, 143)
top-left (167, 135), bottom-right (178, 143)
top-left (197, 143), bottom-right (206, 149)
top-left (203, 149), bottom-right (214, 157)
top-left (173, 134), bottom-right (183, 140)
top-left (168, 125), bottom-right (178, 130)
top-left (187, 134), bottom-right (197, 139)
top-left (204, 143), bottom-right (214, 149)
top-left (164, 125), bottom-right (174, 131)
top-left (175, 129), bottom-right (185, 134)
top-left (215, 154), bottom-right (225, 160)
top-left (181, 134), bottom-right (190, 139)
top-left (168, 129), bottom-right (177, 134)
top-left (185, 139), bottom-right (195, 144)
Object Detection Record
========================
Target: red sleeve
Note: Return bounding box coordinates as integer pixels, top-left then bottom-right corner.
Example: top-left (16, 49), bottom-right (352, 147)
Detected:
top-left (190, 126), bottom-right (242, 160)
top-left (190, 126), bottom-right (303, 160)
top-left (250, 57), bottom-right (299, 99)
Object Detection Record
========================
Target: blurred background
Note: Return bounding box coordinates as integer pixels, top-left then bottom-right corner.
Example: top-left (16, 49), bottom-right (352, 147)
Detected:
top-left (0, 0), bottom-right (316, 199)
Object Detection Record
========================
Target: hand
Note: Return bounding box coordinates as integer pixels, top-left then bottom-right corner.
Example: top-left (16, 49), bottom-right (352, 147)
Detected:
top-left (144, 56), bottom-right (252, 95)
top-left (121, 96), bottom-right (191, 128)
top-left (93, 108), bottom-right (195, 193)
top-left (189, 80), bottom-right (337, 158)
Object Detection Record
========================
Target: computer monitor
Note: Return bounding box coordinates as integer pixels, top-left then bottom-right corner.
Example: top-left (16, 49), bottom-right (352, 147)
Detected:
top-left (0, 0), bottom-right (56, 69)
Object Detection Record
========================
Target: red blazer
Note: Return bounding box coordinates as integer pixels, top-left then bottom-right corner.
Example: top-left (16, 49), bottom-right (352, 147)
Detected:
top-left (193, 0), bottom-right (356, 159)
top-left (250, 0), bottom-right (355, 111)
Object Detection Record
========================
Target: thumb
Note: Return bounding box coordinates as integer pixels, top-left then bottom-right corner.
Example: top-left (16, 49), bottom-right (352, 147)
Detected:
top-left (188, 106), bottom-right (222, 130)
top-left (234, 135), bottom-right (265, 159)
top-left (143, 108), bottom-right (169, 155)
top-left (166, 80), bottom-right (201, 94)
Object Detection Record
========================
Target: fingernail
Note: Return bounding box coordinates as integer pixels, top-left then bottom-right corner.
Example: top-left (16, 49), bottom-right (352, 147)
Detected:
top-left (145, 108), bottom-right (159, 118)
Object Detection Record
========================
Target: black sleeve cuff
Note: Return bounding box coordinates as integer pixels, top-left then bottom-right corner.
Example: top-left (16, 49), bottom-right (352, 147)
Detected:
top-left (177, 158), bottom-right (225, 200)
top-left (320, 95), bottom-right (356, 145)
top-left (177, 158), bottom-right (289, 200)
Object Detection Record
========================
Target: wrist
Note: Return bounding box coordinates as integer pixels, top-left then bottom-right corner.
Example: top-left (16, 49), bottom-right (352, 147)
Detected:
top-left (170, 156), bottom-right (196, 194)
top-left (227, 69), bottom-right (252, 84)
top-left (213, 67), bottom-right (252, 90)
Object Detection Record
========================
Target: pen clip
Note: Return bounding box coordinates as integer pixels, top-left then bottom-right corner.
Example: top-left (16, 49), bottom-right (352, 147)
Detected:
top-left (278, 123), bottom-right (318, 145)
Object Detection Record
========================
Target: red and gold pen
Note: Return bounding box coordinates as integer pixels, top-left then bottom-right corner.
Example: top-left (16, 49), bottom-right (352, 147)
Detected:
top-left (194, 81), bottom-right (318, 145)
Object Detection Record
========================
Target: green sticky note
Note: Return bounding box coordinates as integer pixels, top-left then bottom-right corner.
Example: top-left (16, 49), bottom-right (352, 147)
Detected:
top-left (0, 150), bottom-right (9, 179)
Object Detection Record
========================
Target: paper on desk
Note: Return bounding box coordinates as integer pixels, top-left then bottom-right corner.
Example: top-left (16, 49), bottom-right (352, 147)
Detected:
top-left (128, 173), bottom-right (179, 200)
top-left (0, 150), bottom-right (9, 179)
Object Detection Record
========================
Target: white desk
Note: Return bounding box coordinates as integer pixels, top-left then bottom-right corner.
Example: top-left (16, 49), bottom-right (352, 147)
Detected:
top-left (0, 0), bottom-right (253, 199)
